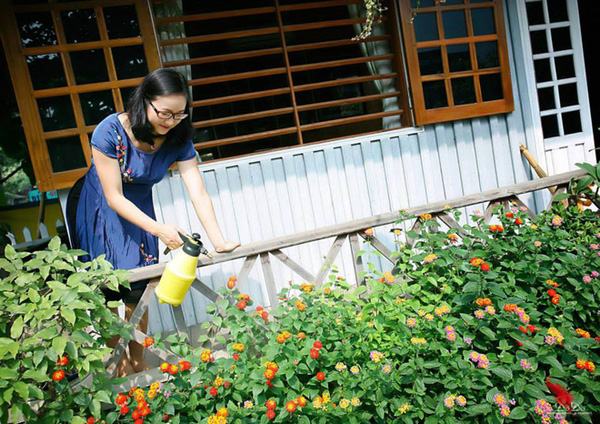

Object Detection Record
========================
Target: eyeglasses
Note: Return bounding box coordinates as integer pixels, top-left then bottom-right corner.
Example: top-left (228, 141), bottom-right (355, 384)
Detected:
top-left (148, 101), bottom-right (189, 120)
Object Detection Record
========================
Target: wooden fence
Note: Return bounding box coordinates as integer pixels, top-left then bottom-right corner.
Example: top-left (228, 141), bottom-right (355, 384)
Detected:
top-left (105, 168), bottom-right (585, 390)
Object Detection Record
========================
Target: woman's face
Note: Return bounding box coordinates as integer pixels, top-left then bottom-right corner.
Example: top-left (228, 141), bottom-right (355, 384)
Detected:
top-left (145, 93), bottom-right (188, 136)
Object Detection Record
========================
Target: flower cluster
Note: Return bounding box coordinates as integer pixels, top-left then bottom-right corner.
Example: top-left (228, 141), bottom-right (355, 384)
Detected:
top-left (200, 349), bottom-right (213, 363)
top-left (295, 300), bottom-right (307, 311)
top-left (335, 362), bottom-right (347, 372)
top-left (545, 327), bottom-right (564, 346)
top-left (576, 359), bottom-right (595, 372)
top-left (504, 303), bottom-right (530, 324)
top-left (575, 328), bottom-right (591, 338)
top-left (520, 359), bottom-right (531, 370)
top-left (469, 351), bottom-right (490, 369)
top-left (301, 282), bottom-right (314, 293)
top-left (207, 407), bottom-right (228, 424)
top-left (255, 306), bottom-right (269, 322)
top-left (444, 325), bottom-right (456, 341)
top-left (406, 317), bottom-right (416, 328)
top-left (52, 355), bottom-right (69, 382)
top-left (310, 341), bottom-right (323, 359)
top-left (447, 233), bottom-right (459, 243)
top-left (489, 224), bottom-right (504, 233)
top-left (551, 215), bottom-right (563, 226)
top-left (141, 337), bottom-right (154, 348)
top-left (285, 396), bottom-right (307, 413)
top-left (423, 253), bottom-right (437, 264)
top-left (160, 360), bottom-right (191, 375)
top-left (265, 399), bottom-right (277, 420)
top-left (264, 361), bottom-right (279, 386)
top-left (398, 403), bottom-right (411, 414)
top-left (492, 393), bottom-right (511, 417)
top-left (443, 393), bottom-right (467, 408)
top-left (434, 304), bottom-right (450, 316)
top-left (420, 213), bottom-right (432, 221)
top-left (380, 271), bottom-right (396, 283)
top-left (470, 257), bottom-right (490, 272)
top-left (276, 331), bottom-right (292, 344)
top-left (370, 350), bottom-right (384, 363)
top-left (226, 275), bottom-right (237, 290)
top-left (546, 279), bottom-right (559, 288)
top-left (534, 399), bottom-right (553, 420)
top-left (410, 337), bottom-right (427, 346)
top-left (546, 288), bottom-right (561, 305)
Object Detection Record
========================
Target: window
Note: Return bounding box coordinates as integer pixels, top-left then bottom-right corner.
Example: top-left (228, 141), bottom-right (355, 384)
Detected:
top-left (0, 0), bottom-right (160, 191)
top-left (154, 0), bottom-right (411, 161)
top-left (398, 0), bottom-right (514, 125)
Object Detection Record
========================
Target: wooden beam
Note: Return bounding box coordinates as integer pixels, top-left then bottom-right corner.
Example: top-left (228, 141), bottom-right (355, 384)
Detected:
top-left (260, 253), bottom-right (279, 308)
top-left (314, 235), bottom-right (346, 287)
top-left (271, 249), bottom-right (315, 282)
top-left (349, 234), bottom-right (365, 286)
top-left (191, 279), bottom-right (221, 303)
top-left (237, 254), bottom-right (258, 286)
top-left (359, 234), bottom-right (394, 263)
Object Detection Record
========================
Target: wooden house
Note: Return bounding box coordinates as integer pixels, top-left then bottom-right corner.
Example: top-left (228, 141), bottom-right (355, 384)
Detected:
top-left (1, 0), bottom-right (598, 334)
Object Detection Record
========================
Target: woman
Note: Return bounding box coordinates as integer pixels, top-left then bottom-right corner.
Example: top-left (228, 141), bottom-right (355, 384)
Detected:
top-left (74, 68), bottom-right (239, 376)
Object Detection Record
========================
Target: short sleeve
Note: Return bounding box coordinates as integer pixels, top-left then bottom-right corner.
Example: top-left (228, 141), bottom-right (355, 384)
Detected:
top-left (175, 139), bottom-right (197, 162)
top-left (90, 114), bottom-right (119, 159)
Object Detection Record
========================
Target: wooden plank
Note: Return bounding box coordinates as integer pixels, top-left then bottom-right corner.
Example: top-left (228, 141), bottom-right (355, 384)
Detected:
top-left (172, 305), bottom-right (188, 335)
top-left (272, 249), bottom-right (315, 282)
top-left (509, 196), bottom-right (537, 222)
top-left (191, 279), bottom-right (221, 303)
top-left (237, 255), bottom-right (258, 285)
top-left (314, 235), bottom-right (346, 287)
top-left (360, 234), bottom-right (394, 263)
top-left (260, 253), bottom-right (279, 308)
top-left (191, 87), bottom-right (291, 108)
top-left (436, 212), bottom-right (468, 237)
top-left (348, 233), bottom-right (364, 286)
top-left (129, 169), bottom-right (587, 282)
top-left (483, 200), bottom-right (504, 224)
top-left (546, 186), bottom-right (567, 211)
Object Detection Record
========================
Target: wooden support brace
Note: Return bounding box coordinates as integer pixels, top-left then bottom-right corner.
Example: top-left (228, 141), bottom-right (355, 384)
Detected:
top-left (436, 212), bottom-right (468, 237)
top-left (546, 186), bottom-right (567, 211)
top-left (507, 196), bottom-right (537, 221)
top-left (406, 219), bottom-right (421, 248)
top-left (483, 199), bottom-right (506, 224)
top-left (191, 278), bottom-right (221, 303)
top-left (237, 254), bottom-right (258, 286)
top-left (349, 233), bottom-right (365, 286)
top-left (314, 234), bottom-right (346, 287)
top-left (172, 305), bottom-right (188, 336)
top-left (272, 249), bottom-right (315, 282)
top-left (260, 253), bottom-right (279, 308)
top-left (359, 233), bottom-right (394, 263)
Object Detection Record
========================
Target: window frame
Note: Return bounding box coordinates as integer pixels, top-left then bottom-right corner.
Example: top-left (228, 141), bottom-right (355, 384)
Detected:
top-left (398, 0), bottom-right (514, 125)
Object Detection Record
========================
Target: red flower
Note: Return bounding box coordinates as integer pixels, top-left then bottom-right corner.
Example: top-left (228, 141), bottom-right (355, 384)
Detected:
top-left (262, 311), bottom-right (269, 320)
top-left (266, 410), bottom-right (275, 420)
top-left (132, 410), bottom-right (141, 420)
top-left (551, 295), bottom-right (560, 305)
top-left (116, 394), bottom-right (128, 406)
top-left (515, 218), bottom-right (523, 225)
top-left (233, 353), bottom-right (240, 361)
top-left (313, 341), bottom-right (323, 349)
top-left (286, 401), bottom-right (297, 413)
top-left (310, 349), bottom-right (320, 359)
top-left (527, 325), bottom-right (539, 333)
top-left (237, 300), bottom-right (247, 310)
top-left (480, 263), bottom-right (490, 272)
top-left (224, 381), bottom-right (231, 388)
top-left (160, 362), bottom-right (170, 372)
top-left (52, 370), bottom-right (65, 381)
top-left (209, 387), bottom-right (217, 396)
top-left (316, 371), bottom-right (325, 381)
top-left (256, 306), bottom-right (264, 312)
top-left (519, 326), bottom-right (528, 334)
top-left (297, 396), bottom-right (307, 407)
top-left (56, 356), bottom-right (68, 366)
top-left (547, 289), bottom-right (557, 297)
top-left (120, 406), bottom-right (129, 415)
top-left (168, 364), bottom-right (179, 375)
top-left (134, 420), bottom-right (143, 424)
top-left (142, 337), bottom-right (154, 348)
top-left (227, 279), bottom-right (236, 289)
top-left (87, 418), bottom-right (95, 424)
top-left (506, 212), bottom-right (514, 218)
top-left (266, 399), bottom-right (277, 410)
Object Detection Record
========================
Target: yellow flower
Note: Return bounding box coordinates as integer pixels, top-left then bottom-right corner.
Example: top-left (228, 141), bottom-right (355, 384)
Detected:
top-left (399, 403), bottom-right (411, 414)
top-left (351, 397), bottom-right (360, 406)
top-left (213, 376), bottom-right (223, 387)
top-left (339, 399), bottom-right (350, 409)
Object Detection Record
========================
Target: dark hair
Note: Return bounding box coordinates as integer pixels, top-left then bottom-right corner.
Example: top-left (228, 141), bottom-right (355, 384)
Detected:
top-left (127, 68), bottom-right (193, 147)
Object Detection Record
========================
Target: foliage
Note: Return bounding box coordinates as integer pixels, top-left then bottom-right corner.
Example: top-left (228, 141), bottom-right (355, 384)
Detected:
top-left (354, 0), bottom-right (387, 40)
top-left (0, 238), bottom-right (131, 423)
top-left (105, 204), bottom-right (599, 423)
top-left (552, 162), bottom-right (600, 210)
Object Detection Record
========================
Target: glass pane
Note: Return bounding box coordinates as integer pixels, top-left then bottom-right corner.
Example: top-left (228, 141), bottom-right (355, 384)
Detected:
top-left (121, 86), bottom-right (137, 108)
top-left (423, 80), bottom-right (448, 109)
top-left (555, 55), bottom-right (575, 79)
top-left (414, 13), bottom-right (439, 42)
top-left (534, 58), bottom-right (552, 83)
top-left (418, 47), bottom-right (443, 75)
top-left (526, 1), bottom-right (545, 25)
top-left (480, 73), bottom-right (503, 101)
top-left (37, 96), bottom-right (76, 132)
top-left (70, 50), bottom-right (109, 84)
top-left (541, 114), bottom-right (559, 138)
top-left (442, 11), bottom-right (467, 39)
top-left (537, 87), bottom-right (555, 111)
top-left (26, 54), bottom-right (66, 90)
top-left (61, 9), bottom-right (99, 43)
top-left (451, 77), bottom-right (476, 105)
top-left (447, 44), bottom-right (471, 72)
top-left (471, 8), bottom-right (495, 36)
top-left (558, 83), bottom-right (578, 107)
top-left (548, 0), bottom-right (568, 23)
top-left (442, 0), bottom-right (464, 4)
top-left (104, 5), bottom-right (140, 39)
top-left (530, 30), bottom-right (548, 54)
top-left (411, 0), bottom-right (434, 7)
top-left (476, 41), bottom-right (499, 69)
top-left (46, 136), bottom-right (87, 172)
top-left (551, 27), bottom-right (571, 51)
top-left (80, 91), bottom-right (116, 125)
top-left (112, 45), bottom-right (147, 79)
top-left (562, 110), bottom-right (581, 134)
top-left (16, 12), bottom-right (57, 47)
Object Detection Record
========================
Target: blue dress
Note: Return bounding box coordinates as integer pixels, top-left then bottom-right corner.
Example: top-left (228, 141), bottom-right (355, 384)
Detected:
top-left (76, 113), bottom-right (196, 273)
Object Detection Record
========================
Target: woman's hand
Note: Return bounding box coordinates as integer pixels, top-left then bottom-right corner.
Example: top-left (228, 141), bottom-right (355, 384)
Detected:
top-left (153, 223), bottom-right (186, 251)
top-left (214, 241), bottom-right (240, 253)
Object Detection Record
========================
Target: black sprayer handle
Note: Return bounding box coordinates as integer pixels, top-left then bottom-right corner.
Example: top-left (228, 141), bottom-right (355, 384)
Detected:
top-left (163, 232), bottom-right (211, 258)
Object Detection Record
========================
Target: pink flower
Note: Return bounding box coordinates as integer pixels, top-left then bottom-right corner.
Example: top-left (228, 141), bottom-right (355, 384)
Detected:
top-left (474, 310), bottom-right (485, 319)
top-left (551, 215), bottom-right (563, 226)
top-left (485, 306), bottom-right (496, 315)
top-left (583, 275), bottom-right (592, 284)
top-left (500, 404), bottom-right (511, 417)
top-left (590, 244), bottom-right (599, 250)
top-left (406, 317), bottom-right (416, 328)
top-left (534, 241), bottom-right (542, 247)
top-left (591, 271), bottom-right (599, 278)
top-left (520, 359), bottom-right (531, 369)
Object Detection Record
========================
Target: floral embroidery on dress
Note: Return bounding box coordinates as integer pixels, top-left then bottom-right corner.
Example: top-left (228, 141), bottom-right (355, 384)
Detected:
top-left (140, 242), bottom-right (157, 265)
top-left (115, 130), bottom-right (133, 183)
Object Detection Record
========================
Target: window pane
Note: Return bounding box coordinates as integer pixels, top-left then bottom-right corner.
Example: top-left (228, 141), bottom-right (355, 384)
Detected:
top-left (70, 50), bottom-right (109, 84)
top-left (104, 5), bottom-right (140, 39)
top-left (46, 136), bottom-right (87, 172)
top-left (476, 41), bottom-right (499, 69)
top-left (530, 30), bottom-right (548, 54)
top-left (537, 87), bottom-right (555, 111)
top-left (26, 54), bottom-right (66, 90)
top-left (411, 0), bottom-right (434, 7)
top-left (558, 83), bottom-right (578, 107)
top-left (442, 11), bottom-right (467, 39)
top-left (112, 45), bottom-right (148, 79)
top-left (61, 9), bottom-right (99, 43)
top-left (441, 0), bottom-right (464, 4)
top-left (451, 77), bottom-right (476, 105)
top-left (471, 8), bottom-right (495, 36)
top-left (37, 96), bottom-right (76, 132)
top-left (418, 47), bottom-right (443, 75)
top-left (534, 58), bottom-right (552, 82)
top-left (121, 86), bottom-right (136, 108)
top-left (447, 44), bottom-right (471, 72)
top-left (423, 80), bottom-right (448, 109)
top-left (80, 91), bottom-right (116, 125)
top-left (541, 114), bottom-right (559, 138)
top-left (414, 13), bottom-right (439, 42)
top-left (16, 12), bottom-right (57, 47)
top-left (526, 1), bottom-right (545, 25)
top-left (562, 110), bottom-right (581, 134)
top-left (480, 73), bottom-right (503, 101)
top-left (555, 55), bottom-right (575, 79)
top-left (547, 0), bottom-right (568, 23)
top-left (551, 27), bottom-right (571, 51)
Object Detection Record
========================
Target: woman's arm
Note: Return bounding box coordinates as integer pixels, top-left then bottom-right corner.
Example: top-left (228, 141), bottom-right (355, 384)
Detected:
top-left (177, 158), bottom-right (240, 253)
top-left (93, 148), bottom-right (185, 250)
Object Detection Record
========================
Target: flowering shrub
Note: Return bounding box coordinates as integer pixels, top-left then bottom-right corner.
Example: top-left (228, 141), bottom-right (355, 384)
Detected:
top-left (96, 201), bottom-right (599, 423)
top-left (0, 238), bottom-right (131, 423)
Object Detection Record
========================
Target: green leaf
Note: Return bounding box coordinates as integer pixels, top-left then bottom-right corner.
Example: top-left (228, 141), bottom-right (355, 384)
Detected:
top-left (52, 336), bottom-right (68, 356)
top-left (491, 366), bottom-right (513, 382)
top-left (508, 406), bottom-right (527, 419)
top-left (575, 162), bottom-right (598, 179)
top-left (13, 382), bottom-right (29, 400)
top-left (61, 308), bottom-right (76, 325)
top-left (542, 355), bottom-right (564, 372)
top-left (22, 370), bottom-right (49, 383)
top-left (0, 368), bottom-right (18, 380)
top-left (480, 327), bottom-right (496, 340)
top-left (10, 316), bottom-right (24, 339)
top-left (552, 193), bottom-right (571, 202)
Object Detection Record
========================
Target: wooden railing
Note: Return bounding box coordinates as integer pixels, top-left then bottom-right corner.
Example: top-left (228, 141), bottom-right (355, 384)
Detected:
top-left (105, 168), bottom-right (585, 389)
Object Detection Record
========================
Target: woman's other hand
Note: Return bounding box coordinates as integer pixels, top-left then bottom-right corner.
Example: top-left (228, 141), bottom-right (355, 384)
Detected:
top-left (153, 223), bottom-right (185, 251)
top-left (214, 241), bottom-right (240, 253)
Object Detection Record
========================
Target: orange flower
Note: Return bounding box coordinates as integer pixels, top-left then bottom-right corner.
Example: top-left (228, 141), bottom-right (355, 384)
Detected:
top-left (52, 370), bottom-right (65, 381)
top-left (470, 257), bottom-right (483, 267)
top-left (576, 359), bottom-right (587, 369)
top-left (546, 279), bottom-right (559, 288)
top-left (55, 356), bottom-right (68, 366)
top-left (160, 362), bottom-right (170, 372)
top-left (217, 408), bottom-right (229, 417)
top-left (142, 337), bottom-right (154, 348)
top-left (586, 361), bottom-right (596, 372)
top-left (115, 393), bottom-right (128, 406)
top-left (297, 396), bottom-right (307, 407)
top-left (420, 213), bottom-right (432, 221)
top-left (267, 362), bottom-right (279, 372)
top-left (168, 364), bottom-right (179, 375)
top-left (266, 399), bottom-right (277, 410)
top-left (297, 332), bottom-right (306, 339)
top-left (200, 349), bottom-right (212, 363)
top-left (236, 300), bottom-right (247, 310)
top-left (264, 369), bottom-right (275, 380)
top-left (447, 233), bottom-right (458, 243)
top-left (276, 334), bottom-right (286, 344)
top-left (286, 401), bottom-right (297, 413)
top-left (295, 300), bottom-right (306, 311)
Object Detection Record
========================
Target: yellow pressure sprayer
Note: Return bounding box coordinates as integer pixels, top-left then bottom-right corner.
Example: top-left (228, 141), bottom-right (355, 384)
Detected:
top-left (155, 233), bottom-right (211, 306)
